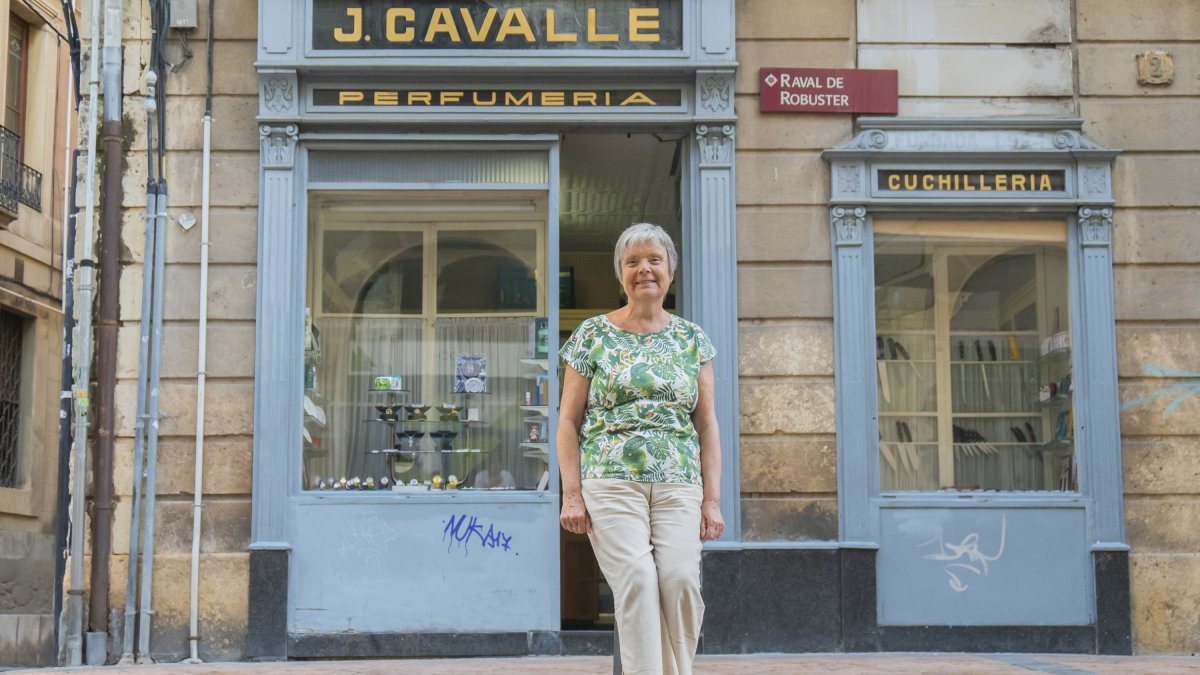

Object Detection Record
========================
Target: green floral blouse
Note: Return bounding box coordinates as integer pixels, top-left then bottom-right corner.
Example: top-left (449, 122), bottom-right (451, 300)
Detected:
top-left (559, 314), bottom-right (716, 486)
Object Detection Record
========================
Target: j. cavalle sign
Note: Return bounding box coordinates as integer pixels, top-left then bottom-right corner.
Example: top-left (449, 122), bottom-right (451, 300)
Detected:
top-left (312, 0), bottom-right (684, 50)
top-left (760, 67), bottom-right (897, 113)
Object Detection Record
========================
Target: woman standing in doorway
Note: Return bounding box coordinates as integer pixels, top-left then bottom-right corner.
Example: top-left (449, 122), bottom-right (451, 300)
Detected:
top-left (557, 222), bottom-right (723, 675)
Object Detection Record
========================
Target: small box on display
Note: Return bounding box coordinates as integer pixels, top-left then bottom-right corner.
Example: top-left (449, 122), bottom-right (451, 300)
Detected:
top-left (372, 375), bottom-right (404, 392)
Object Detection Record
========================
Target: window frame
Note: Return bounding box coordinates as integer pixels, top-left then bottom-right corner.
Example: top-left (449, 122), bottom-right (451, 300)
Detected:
top-left (823, 119), bottom-right (1124, 550)
top-left (5, 13), bottom-right (28, 151)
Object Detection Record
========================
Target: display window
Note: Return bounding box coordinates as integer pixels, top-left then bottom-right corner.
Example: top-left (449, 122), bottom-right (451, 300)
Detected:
top-left (301, 194), bottom-right (552, 493)
top-left (873, 220), bottom-right (1075, 492)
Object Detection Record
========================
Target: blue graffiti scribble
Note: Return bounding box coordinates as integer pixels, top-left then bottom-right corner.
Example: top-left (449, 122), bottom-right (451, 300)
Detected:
top-left (1120, 364), bottom-right (1200, 418)
top-left (443, 514), bottom-right (514, 557)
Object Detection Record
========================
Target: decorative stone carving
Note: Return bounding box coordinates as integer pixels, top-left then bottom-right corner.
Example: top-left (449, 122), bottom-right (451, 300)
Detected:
top-left (837, 165), bottom-right (862, 195)
top-left (263, 76), bottom-right (296, 114)
top-left (699, 72), bottom-right (732, 115)
top-left (1136, 51), bottom-right (1174, 85)
top-left (1078, 206), bottom-right (1113, 247)
top-left (1053, 130), bottom-right (1104, 151)
top-left (832, 206), bottom-right (866, 246)
top-left (846, 129), bottom-right (888, 150)
top-left (696, 124), bottom-right (735, 166)
top-left (260, 125), bottom-right (299, 169)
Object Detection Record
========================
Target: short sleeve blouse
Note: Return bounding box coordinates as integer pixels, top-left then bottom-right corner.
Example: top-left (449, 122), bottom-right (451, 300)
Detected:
top-left (559, 314), bottom-right (716, 485)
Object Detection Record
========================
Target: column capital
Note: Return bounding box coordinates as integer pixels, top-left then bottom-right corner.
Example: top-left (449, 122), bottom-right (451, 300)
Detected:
top-left (260, 124), bottom-right (299, 169)
top-left (1078, 206), bottom-right (1113, 247)
top-left (832, 206), bottom-right (867, 247)
top-left (696, 123), bottom-right (735, 168)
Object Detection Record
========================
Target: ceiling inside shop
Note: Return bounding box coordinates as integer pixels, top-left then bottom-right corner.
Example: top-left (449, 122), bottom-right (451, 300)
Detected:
top-left (559, 133), bottom-right (683, 253)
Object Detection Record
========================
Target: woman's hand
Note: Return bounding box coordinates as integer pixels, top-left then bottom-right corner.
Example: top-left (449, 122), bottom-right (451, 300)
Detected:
top-left (700, 498), bottom-right (724, 540)
top-left (560, 492), bottom-right (592, 535)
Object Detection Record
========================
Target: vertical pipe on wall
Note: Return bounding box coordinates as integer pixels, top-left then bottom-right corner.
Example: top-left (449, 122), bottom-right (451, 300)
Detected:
top-left (89, 0), bottom-right (125, 660)
top-left (185, 0), bottom-right (216, 660)
top-left (136, 181), bottom-right (168, 662)
top-left (64, 0), bottom-right (103, 661)
top-left (118, 72), bottom-right (159, 665)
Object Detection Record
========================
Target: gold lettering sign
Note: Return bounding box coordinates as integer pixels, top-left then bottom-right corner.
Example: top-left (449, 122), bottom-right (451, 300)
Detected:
top-left (314, 88), bottom-right (682, 109)
top-left (879, 170), bottom-right (1065, 193)
top-left (312, 1), bottom-right (683, 51)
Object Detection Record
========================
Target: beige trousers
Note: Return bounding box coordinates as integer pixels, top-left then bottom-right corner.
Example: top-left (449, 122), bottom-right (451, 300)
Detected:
top-left (582, 478), bottom-right (704, 675)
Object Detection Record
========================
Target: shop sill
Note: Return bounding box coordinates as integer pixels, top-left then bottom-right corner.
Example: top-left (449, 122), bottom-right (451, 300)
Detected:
top-left (291, 490), bottom-right (557, 505)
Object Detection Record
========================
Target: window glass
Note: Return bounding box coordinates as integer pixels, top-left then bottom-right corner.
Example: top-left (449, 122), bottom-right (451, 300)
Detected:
top-left (322, 229), bottom-right (423, 314)
top-left (437, 229), bottom-right (538, 313)
top-left (874, 221), bottom-right (1075, 492)
top-left (5, 16), bottom-right (25, 136)
top-left (0, 309), bottom-right (23, 488)
top-left (303, 198), bottom-right (551, 494)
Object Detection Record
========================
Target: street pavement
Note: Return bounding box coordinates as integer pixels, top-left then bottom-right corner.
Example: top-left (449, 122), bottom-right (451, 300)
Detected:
top-left (11, 653), bottom-right (1200, 674)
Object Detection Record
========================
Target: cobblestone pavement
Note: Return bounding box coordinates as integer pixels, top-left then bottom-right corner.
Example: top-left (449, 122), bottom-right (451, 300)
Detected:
top-left (12, 653), bottom-right (1200, 674)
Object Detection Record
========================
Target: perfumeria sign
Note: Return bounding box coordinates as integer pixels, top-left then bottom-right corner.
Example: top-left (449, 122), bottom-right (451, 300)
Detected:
top-left (311, 0), bottom-right (685, 50)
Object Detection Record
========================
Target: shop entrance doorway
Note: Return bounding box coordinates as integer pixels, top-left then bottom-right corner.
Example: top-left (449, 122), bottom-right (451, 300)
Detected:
top-left (556, 131), bottom-right (686, 631)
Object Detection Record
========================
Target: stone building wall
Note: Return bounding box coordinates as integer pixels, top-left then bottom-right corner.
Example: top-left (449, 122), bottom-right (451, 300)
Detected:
top-left (110, 0), bottom-right (258, 661)
top-left (1075, 0), bottom-right (1200, 654)
top-left (734, 0), bottom-right (850, 543)
top-left (0, 0), bottom-right (72, 666)
top-left (91, 0), bottom-right (1200, 659)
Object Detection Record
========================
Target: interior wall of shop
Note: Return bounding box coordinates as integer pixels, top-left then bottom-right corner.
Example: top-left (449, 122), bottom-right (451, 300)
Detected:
top-left (109, 0), bottom-right (259, 661)
top-left (1073, 0), bottom-right (1200, 655)
top-left (0, 0), bottom-right (72, 666)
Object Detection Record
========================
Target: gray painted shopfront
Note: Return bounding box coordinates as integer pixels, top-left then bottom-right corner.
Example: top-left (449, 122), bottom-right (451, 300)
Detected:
top-left (249, 0), bottom-right (739, 658)
top-left (249, 1), bottom-right (1131, 659)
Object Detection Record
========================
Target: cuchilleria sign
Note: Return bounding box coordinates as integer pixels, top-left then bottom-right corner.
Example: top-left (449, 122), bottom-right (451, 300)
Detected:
top-left (311, 0), bottom-right (684, 50)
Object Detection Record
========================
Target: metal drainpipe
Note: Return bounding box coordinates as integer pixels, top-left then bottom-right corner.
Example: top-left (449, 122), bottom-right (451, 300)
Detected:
top-left (136, 178), bottom-right (167, 663)
top-left (185, 0), bottom-right (215, 661)
top-left (54, 145), bottom-right (78, 656)
top-left (118, 74), bottom-right (158, 665)
top-left (65, 0), bottom-right (104, 661)
top-left (88, 0), bottom-right (124, 661)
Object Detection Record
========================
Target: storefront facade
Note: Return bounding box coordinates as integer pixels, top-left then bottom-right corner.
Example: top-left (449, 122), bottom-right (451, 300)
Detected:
top-left (83, 0), bottom-right (1200, 663)
top-left (247, 0), bottom-right (740, 658)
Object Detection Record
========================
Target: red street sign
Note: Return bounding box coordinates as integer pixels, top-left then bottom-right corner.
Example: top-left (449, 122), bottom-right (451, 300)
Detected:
top-left (760, 67), bottom-right (898, 114)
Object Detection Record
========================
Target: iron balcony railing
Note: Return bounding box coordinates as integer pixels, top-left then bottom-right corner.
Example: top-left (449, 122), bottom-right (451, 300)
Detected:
top-left (0, 124), bottom-right (42, 215)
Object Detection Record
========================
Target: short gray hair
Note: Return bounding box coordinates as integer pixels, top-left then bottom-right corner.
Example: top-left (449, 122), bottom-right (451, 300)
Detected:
top-left (613, 223), bottom-right (678, 282)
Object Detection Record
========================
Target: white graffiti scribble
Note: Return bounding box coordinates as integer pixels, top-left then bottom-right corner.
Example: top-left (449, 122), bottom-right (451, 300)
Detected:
top-left (918, 515), bottom-right (1007, 592)
top-left (338, 511), bottom-right (399, 566)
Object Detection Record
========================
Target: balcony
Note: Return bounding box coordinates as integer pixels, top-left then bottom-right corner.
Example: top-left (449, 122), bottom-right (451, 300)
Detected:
top-left (0, 125), bottom-right (42, 223)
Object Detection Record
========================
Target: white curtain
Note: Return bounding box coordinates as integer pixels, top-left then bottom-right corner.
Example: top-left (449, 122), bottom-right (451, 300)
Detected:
top-left (306, 315), bottom-right (546, 490)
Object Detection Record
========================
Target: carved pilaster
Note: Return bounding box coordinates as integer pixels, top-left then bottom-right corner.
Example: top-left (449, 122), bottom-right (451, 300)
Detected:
top-left (689, 120), bottom-right (739, 540)
top-left (696, 123), bottom-right (734, 167)
top-left (829, 205), bottom-right (877, 545)
top-left (832, 206), bottom-right (867, 246)
top-left (1074, 204), bottom-right (1124, 545)
top-left (1078, 206), bottom-right (1113, 247)
top-left (252, 123), bottom-right (302, 550)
